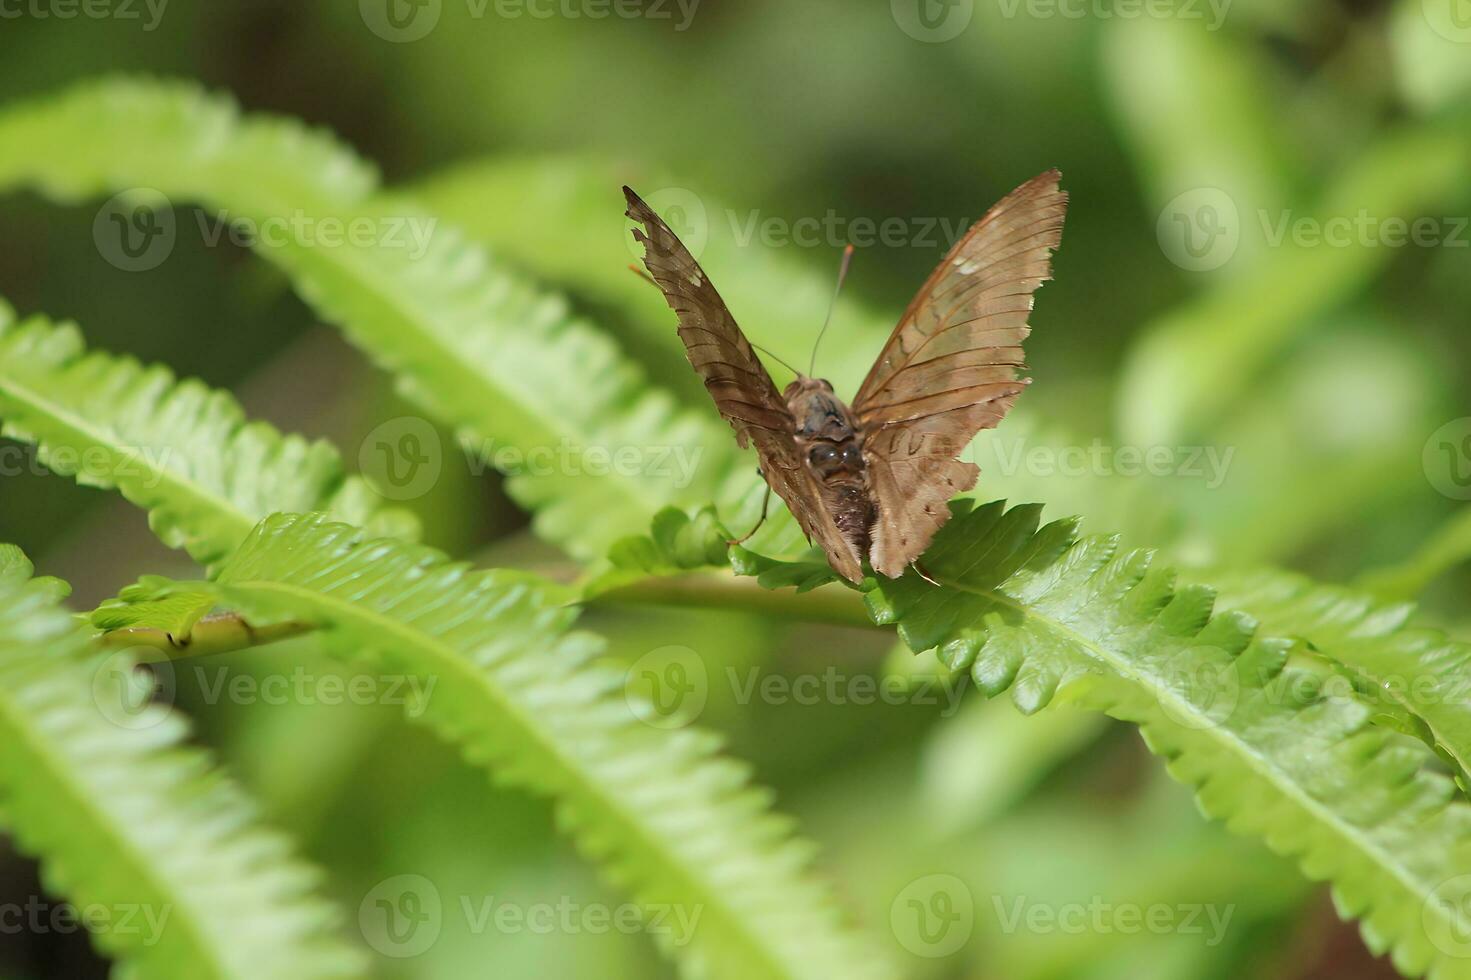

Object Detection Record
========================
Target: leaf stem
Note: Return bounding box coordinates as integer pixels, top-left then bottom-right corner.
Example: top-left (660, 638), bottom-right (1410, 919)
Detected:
top-left (585, 570), bottom-right (876, 628)
top-left (97, 612), bottom-right (312, 660)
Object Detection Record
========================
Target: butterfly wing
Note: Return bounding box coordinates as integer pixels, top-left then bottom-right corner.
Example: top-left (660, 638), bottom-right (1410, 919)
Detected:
top-left (624, 187), bottom-right (864, 583)
top-left (853, 170), bottom-right (1067, 578)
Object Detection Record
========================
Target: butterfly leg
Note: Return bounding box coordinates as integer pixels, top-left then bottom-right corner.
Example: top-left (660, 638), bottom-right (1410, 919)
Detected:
top-left (910, 560), bottom-right (942, 587)
top-left (726, 481), bottom-right (772, 546)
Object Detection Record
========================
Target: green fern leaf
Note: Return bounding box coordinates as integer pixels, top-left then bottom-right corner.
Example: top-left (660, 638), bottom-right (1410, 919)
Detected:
top-left (115, 513), bottom-right (897, 980)
top-left (1206, 564), bottom-right (1471, 787)
top-left (712, 499), bottom-right (1471, 978)
top-left (0, 311), bottom-right (416, 567)
top-left (0, 545), bottom-right (365, 979)
top-left (0, 77), bottom-right (750, 558)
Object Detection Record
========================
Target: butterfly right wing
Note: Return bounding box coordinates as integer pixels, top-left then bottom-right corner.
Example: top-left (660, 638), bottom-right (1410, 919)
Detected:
top-left (624, 186), bottom-right (863, 583)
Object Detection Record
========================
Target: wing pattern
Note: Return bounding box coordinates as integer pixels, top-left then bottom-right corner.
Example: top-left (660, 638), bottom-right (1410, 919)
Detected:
top-left (855, 170), bottom-right (1067, 577)
top-left (624, 187), bottom-right (863, 582)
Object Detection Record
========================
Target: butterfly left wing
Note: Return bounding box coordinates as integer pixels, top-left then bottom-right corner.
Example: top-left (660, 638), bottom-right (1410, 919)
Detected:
top-left (853, 170), bottom-right (1067, 578)
top-left (624, 186), bottom-right (865, 583)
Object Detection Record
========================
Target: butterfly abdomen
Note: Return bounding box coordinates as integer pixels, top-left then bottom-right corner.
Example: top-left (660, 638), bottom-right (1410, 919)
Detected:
top-left (786, 379), bottom-right (875, 561)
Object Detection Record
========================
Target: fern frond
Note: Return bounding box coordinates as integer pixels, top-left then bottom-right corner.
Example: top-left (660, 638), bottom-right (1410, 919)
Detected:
top-left (0, 78), bottom-right (748, 558)
top-left (1116, 121), bottom-right (1471, 447)
top-left (1206, 564), bottom-right (1471, 785)
top-left (413, 155), bottom-right (896, 395)
top-left (708, 500), bottom-right (1471, 978)
top-left (0, 546), bottom-right (365, 979)
top-left (275, 193), bottom-right (744, 554)
top-left (0, 311), bottom-right (416, 567)
top-left (1358, 507), bottom-right (1471, 600)
top-left (114, 513), bottom-right (897, 980)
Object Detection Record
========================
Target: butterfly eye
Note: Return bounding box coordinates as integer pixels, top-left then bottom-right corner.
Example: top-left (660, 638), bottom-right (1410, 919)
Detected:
top-left (808, 444), bottom-right (839, 466)
top-left (841, 444), bottom-right (863, 466)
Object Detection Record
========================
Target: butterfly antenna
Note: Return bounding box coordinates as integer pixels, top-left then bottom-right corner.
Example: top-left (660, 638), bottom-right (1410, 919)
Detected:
top-left (809, 243), bottom-right (855, 376)
top-left (630, 264), bottom-right (801, 377)
top-left (750, 342), bottom-right (801, 377)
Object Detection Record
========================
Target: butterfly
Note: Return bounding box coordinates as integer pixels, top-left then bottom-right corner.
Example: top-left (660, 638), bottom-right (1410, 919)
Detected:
top-left (624, 170), bottom-right (1066, 584)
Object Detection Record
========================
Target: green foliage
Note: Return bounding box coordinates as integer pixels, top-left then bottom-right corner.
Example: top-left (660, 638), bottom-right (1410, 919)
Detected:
top-left (0, 308), bottom-right (415, 567)
top-left (0, 546), bottom-right (364, 980)
top-left (751, 500), bottom-right (1471, 978)
top-left (0, 78), bottom-right (748, 558)
top-left (1206, 564), bottom-right (1471, 785)
top-left (1116, 122), bottom-right (1471, 446)
top-left (589, 505), bottom-right (735, 595)
top-left (0, 29), bottom-right (1468, 977)
top-left (1359, 507), bottom-right (1471, 601)
top-left (112, 513), bottom-right (896, 980)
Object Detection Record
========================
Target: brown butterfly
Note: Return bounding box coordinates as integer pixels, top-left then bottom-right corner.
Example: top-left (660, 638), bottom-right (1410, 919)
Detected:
top-left (625, 171), bottom-right (1066, 584)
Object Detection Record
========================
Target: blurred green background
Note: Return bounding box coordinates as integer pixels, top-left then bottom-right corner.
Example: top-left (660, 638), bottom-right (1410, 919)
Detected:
top-left (1, 0), bottom-right (1469, 977)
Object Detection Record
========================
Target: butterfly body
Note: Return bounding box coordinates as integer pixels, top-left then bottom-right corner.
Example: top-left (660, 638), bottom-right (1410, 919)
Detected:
top-left (784, 376), bottom-right (872, 562)
top-left (625, 172), bottom-right (1066, 584)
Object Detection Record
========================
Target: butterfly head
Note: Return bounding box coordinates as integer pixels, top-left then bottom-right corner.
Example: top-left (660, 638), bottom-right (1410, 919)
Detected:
top-left (783, 375), bottom-right (857, 444)
top-left (781, 374), bottom-right (833, 398)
